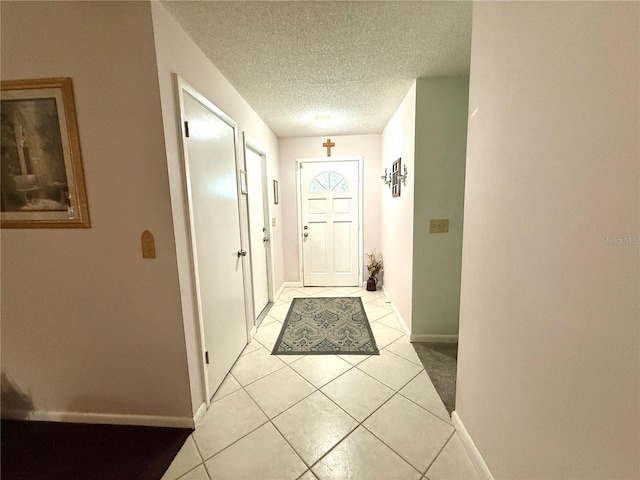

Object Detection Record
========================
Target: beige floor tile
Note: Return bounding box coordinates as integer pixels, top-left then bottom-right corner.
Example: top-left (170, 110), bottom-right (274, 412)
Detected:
top-left (369, 296), bottom-right (394, 307)
top-left (363, 302), bottom-right (394, 321)
top-left (161, 436), bottom-right (202, 480)
top-left (240, 340), bottom-right (262, 357)
top-left (425, 433), bottom-right (480, 480)
top-left (268, 302), bottom-right (293, 320)
top-left (211, 373), bottom-right (241, 402)
top-left (292, 287), bottom-right (329, 296)
top-left (298, 470), bottom-right (318, 480)
top-left (312, 426), bottom-right (422, 480)
top-left (245, 366), bottom-right (316, 418)
top-left (338, 354), bottom-right (371, 366)
top-left (276, 353), bottom-right (305, 364)
top-left (370, 321), bottom-right (404, 348)
top-left (357, 350), bottom-right (423, 391)
top-left (204, 423), bottom-right (307, 480)
top-left (177, 464), bottom-right (209, 480)
top-left (349, 289), bottom-right (386, 303)
top-left (193, 389), bottom-right (268, 460)
top-left (289, 355), bottom-right (352, 388)
top-left (364, 394), bottom-right (454, 473)
top-left (325, 286), bottom-right (364, 295)
top-left (312, 292), bottom-right (348, 298)
top-left (278, 289), bottom-right (303, 303)
top-left (384, 339), bottom-right (423, 366)
top-left (400, 371), bottom-right (451, 424)
top-left (272, 391), bottom-right (358, 466)
top-left (230, 345), bottom-right (285, 386)
top-left (321, 367), bottom-right (394, 422)
top-left (374, 313), bottom-right (405, 332)
top-left (259, 314), bottom-right (282, 327)
top-left (254, 321), bottom-right (284, 350)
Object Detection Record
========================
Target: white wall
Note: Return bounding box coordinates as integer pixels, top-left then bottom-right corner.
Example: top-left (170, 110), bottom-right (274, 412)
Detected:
top-left (0, 1), bottom-right (192, 425)
top-left (278, 135), bottom-right (381, 283)
top-left (411, 77), bottom-right (469, 339)
top-left (457, 2), bottom-right (639, 478)
top-left (381, 83), bottom-right (417, 331)
top-left (151, 2), bottom-right (283, 414)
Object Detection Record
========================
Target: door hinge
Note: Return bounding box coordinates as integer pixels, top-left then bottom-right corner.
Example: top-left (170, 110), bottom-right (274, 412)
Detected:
top-left (184, 120), bottom-right (190, 137)
top-left (205, 351), bottom-right (209, 364)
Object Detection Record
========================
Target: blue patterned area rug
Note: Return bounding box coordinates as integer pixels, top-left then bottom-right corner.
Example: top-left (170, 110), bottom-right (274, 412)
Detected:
top-left (271, 297), bottom-right (379, 355)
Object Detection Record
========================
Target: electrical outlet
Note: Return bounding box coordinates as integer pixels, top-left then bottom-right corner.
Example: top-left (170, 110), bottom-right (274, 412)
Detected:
top-left (429, 219), bottom-right (449, 233)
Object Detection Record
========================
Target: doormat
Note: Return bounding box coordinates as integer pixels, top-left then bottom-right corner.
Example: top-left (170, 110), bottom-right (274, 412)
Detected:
top-left (271, 297), bottom-right (379, 355)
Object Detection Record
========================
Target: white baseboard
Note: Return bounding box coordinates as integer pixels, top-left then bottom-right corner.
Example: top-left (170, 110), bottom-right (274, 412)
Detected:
top-left (276, 282), bottom-right (302, 301)
top-left (248, 324), bottom-right (257, 340)
top-left (193, 402), bottom-right (206, 427)
top-left (409, 334), bottom-right (459, 343)
top-left (2, 409), bottom-right (194, 428)
top-left (275, 283), bottom-right (286, 299)
top-left (381, 286), bottom-right (411, 339)
top-left (452, 411), bottom-right (494, 480)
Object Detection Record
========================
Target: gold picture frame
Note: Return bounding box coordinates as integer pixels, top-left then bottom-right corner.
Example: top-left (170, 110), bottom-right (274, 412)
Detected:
top-left (1, 77), bottom-right (90, 228)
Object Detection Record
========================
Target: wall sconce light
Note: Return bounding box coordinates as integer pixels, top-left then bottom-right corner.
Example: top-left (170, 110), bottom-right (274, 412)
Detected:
top-left (396, 164), bottom-right (409, 186)
top-left (380, 168), bottom-right (391, 188)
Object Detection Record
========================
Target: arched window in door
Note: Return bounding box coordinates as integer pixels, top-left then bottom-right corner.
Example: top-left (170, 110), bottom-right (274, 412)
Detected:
top-left (310, 171), bottom-right (349, 193)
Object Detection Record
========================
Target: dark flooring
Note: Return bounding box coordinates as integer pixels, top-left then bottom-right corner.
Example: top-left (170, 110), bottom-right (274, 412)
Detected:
top-left (1, 420), bottom-right (191, 480)
top-left (412, 342), bottom-right (458, 414)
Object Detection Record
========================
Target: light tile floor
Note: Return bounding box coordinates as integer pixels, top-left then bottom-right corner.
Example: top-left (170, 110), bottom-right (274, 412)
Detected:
top-left (162, 287), bottom-right (480, 480)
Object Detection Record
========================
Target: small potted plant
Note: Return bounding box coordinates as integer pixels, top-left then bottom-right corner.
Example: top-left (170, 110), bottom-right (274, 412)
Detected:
top-left (365, 251), bottom-right (383, 291)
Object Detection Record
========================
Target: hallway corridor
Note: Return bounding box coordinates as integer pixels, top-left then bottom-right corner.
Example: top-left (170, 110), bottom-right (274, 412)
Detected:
top-left (162, 287), bottom-right (479, 480)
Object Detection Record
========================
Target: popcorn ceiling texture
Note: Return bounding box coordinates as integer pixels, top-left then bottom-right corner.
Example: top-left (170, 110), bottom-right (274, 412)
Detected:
top-left (162, 1), bottom-right (472, 138)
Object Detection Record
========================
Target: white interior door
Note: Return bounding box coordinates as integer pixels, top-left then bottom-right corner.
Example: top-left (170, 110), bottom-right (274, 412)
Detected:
top-left (245, 146), bottom-right (270, 320)
top-left (181, 88), bottom-right (247, 401)
top-left (300, 159), bottom-right (360, 286)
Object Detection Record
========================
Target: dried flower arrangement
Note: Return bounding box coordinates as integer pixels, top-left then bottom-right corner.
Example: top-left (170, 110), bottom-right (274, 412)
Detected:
top-left (365, 251), bottom-right (384, 279)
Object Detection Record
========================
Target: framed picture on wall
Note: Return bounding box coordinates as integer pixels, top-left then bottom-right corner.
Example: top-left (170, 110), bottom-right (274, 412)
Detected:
top-left (1, 77), bottom-right (90, 228)
top-left (273, 179), bottom-right (279, 204)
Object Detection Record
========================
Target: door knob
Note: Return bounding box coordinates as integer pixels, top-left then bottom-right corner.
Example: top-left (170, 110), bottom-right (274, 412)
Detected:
top-left (237, 250), bottom-right (247, 257)
top-left (303, 233), bottom-right (309, 238)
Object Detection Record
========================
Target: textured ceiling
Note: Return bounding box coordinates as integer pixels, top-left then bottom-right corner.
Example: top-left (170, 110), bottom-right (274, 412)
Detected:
top-left (162, 1), bottom-right (472, 137)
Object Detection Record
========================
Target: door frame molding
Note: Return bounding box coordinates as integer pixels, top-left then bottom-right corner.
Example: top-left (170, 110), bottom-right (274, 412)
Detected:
top-left (295, 156), bottom-right (364, 286)
top-left (175, 76), bottom-right (248, 406)
top-left (242, 135), bottom-right (275, 326)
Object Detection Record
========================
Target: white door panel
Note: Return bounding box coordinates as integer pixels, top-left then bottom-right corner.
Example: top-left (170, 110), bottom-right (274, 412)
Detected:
top-left (245, 147), bottom-right (270, 320)
top-left (182, 90), bottom-right (247, 400)
top-left (300, 160), bottom-right (360, 286)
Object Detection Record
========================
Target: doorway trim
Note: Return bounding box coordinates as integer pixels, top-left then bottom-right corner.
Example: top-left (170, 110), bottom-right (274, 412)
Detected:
top-left (242, 135), bottom-right (275, 329)
top-left (295, 156), bottom-right (364, 286)
top-left (175, 76), bottom-right (248, 407)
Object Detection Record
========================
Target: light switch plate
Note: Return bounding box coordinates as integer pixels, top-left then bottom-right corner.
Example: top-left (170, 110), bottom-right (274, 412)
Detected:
top-left (429, 219), bottom-right (449, 233)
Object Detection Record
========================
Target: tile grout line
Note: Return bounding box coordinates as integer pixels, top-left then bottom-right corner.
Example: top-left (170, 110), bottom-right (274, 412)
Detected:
top-left (421, 429), bottom-right (457, 477)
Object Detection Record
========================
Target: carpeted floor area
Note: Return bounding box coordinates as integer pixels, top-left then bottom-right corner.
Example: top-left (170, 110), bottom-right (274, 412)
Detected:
top-left (412, 342), bottom-right (458, 414)
top-left (1, 420), bottom-right (191, 480)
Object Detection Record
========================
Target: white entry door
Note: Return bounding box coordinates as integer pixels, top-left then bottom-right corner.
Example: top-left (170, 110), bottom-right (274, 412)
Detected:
top-left (299, 159), bottom-right (360, 286)
top-left (245, 146), bottom-right (270, 320)
top-left (181, 86), bottom-right (247, 401)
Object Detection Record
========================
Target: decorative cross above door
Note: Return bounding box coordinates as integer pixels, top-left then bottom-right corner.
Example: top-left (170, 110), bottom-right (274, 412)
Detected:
top-left (323, 139), bottom-right (335, 157)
